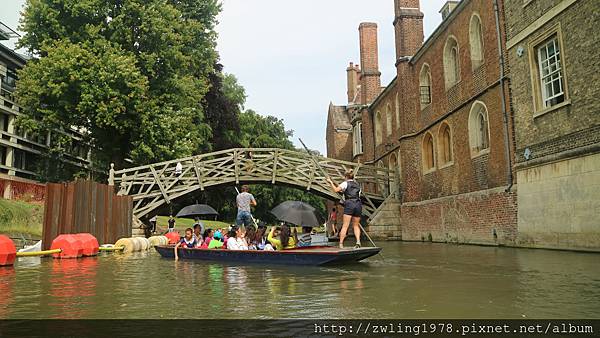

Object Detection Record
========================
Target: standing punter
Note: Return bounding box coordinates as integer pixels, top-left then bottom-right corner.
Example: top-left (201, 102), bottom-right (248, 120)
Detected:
top-left (327, 170), bottom-right (362, 249)
top-left (236, 185), bottom-right (257, 230)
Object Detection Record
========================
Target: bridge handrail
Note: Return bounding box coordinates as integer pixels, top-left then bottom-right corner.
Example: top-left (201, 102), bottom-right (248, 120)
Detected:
top-left (112, 147), bottom-right (394, 176)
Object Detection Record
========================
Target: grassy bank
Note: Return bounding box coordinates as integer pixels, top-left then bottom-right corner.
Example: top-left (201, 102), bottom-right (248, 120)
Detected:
top-left (155, 216), bottom-right (231, 233)
top-left (0, 199), bottom-right (43, 237)
top-left (155, 216), bottom-right (327, 234)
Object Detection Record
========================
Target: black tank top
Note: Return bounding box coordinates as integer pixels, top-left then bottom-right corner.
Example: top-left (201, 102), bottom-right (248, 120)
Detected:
top-left (344, 180), bottom-right (361, 200)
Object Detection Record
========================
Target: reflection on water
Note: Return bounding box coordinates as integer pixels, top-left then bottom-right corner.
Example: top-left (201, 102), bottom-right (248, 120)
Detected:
top-left (0, 267), bottom-right (15, 318)
top-left (1, 242), bottom-right (599, 319)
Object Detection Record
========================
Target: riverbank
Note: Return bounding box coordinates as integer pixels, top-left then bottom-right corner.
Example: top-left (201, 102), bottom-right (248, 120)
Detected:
top-left (155, 216), bottom-right (230, 233)
top-left (0, 199), bottom-right (43, 238)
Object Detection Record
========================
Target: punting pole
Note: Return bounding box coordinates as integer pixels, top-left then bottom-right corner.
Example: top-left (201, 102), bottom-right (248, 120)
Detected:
top-left (298, 138), bottom-right (382, 255)
top-left (234, 186), bottom-right (259, 229)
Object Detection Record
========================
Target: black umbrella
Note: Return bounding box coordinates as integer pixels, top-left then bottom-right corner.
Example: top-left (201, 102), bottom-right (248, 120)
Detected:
top-left (270, 201), bottom-right (321, 227)
top-left (176, 204), bottom-right (219, 219)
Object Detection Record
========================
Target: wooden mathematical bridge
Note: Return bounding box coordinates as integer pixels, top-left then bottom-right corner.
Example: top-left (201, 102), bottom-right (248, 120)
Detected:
top-left (109, 148), bottom-right (396, 221)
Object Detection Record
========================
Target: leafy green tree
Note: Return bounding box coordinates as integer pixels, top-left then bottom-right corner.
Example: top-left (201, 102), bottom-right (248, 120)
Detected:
top-left (238, 109), bottom-right (294, 149)
top-left (16, 0), bottom-right (221, 170)
top-left (202, 64), bottom-right (244, 151)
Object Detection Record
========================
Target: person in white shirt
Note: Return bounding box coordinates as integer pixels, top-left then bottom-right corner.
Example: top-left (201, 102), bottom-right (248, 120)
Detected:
top-left (226, 225), bottom-right (249, 250)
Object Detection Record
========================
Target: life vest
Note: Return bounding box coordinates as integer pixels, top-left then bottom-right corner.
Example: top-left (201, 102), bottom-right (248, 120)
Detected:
top-left (344, 180), bottom-right (361, 200)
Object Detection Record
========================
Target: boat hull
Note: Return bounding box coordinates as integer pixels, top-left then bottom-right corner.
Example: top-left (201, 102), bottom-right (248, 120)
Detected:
top-left (154, 245), bottom-right (380, 266)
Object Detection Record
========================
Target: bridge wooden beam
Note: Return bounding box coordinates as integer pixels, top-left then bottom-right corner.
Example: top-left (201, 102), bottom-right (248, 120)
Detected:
top-left (234, 149), bottom-right (240, 184)
top-left (367, 191), bottom-right (398, 223)
top-left (125, 171), bottom-right (137, 195)
top-left (192, 157), bottom-right (205, 191)
top-left (271, 149), bottom-right (279, 184)
top-left (113, 148), bottom-right (393, 222)
top-left (306, 164), bottom-right (315, 191)
top-left (150, 166), bottom-right (170, 204)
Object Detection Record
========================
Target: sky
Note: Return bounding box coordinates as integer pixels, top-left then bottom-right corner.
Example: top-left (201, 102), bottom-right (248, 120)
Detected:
top-left (0, 0), bottom-right (448, 153)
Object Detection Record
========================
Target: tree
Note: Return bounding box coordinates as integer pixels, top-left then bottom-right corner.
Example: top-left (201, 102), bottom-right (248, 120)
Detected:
top-left (238, 110), bottom-right (294, 149)
top-left (202, 64), bottom-right (245, 151)
top-left (16, 0), bottom-right (221, 171)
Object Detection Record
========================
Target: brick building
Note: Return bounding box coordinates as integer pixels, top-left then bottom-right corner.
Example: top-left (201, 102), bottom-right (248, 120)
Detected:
top-left (326, 0), bottom-right (518, 245)
top-left (505, 0), bottom-right (600, 250)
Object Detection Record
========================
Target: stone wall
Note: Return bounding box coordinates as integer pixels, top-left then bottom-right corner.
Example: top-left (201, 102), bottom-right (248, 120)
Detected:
top-left (516, 153), bottom-right (600, 251)
top-left (505, 0), bottom-right (600, 251)
top-left (368, 199), bottom-right (402, 239)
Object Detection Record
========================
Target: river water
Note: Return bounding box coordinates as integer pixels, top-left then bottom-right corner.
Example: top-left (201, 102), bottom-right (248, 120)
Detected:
top-left (1, 242), bottom-right (599, 319)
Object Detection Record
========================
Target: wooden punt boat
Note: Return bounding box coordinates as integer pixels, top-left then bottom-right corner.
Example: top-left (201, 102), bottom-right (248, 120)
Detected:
top-left (154, 245), bottom-right (381, 266)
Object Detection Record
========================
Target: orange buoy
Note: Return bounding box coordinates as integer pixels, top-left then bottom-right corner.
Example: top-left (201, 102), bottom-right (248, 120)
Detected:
top-left (165, 231), bottom-right (180, 245)
top-left (0, 235), bottom-right (16, 266)
top-left (76, 233), bottom-right (99, 256)
top-left (51, 234), bottom-right (83, 259)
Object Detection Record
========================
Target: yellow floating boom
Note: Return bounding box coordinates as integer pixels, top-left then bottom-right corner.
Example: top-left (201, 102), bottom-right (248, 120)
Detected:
top-left (98, 246), bottom-right (124, 252)
top-left (16, 249), bottom-right (62, 257)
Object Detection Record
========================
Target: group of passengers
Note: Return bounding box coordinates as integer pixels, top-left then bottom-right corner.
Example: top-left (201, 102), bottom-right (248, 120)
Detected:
top-left (174, 223), bottom-right (313, 259)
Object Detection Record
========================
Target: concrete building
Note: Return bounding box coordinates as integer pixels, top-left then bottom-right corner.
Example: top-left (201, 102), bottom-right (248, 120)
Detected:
top-left (505, 0), bottom-right (600, 251)
top-left (327, 0), bottom-right (518, 245)
top-left (0, 22), bottom-right (91, 199)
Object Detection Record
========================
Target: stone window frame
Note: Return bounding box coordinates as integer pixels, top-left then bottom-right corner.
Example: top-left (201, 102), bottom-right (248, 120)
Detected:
top-left (468, 100), bottom-right (491, 158)
top-left (386, 103), bottom-right (393, 136)
top-left (422, 131), bottom-right (436, 174)
top-left (375, 111), bottom-right (383, 145)
top-left (352, 121), bottom-right (363, 157)
top-left (443, 35), bottom-right (461, 90)
top-left (419, 63), bottom-right (432, 109)
top-left (438, 121), bottom-right (454, 168)
top-left (469, 13), bottom-right (485, 71)
top-left (528, 24), bottom-right (571, 118)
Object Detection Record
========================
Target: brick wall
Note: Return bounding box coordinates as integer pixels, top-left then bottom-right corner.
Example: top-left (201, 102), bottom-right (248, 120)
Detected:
top-left (392, 0), bottom-right (513, 203)
top-left (0, 177), bottom-right (46, 201)
top-left (400, 187), bottom-right (518, 245)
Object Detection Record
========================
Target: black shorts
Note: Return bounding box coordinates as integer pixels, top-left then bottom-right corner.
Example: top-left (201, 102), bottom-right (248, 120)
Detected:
top-left (343, 199), bottom-right (362, 217)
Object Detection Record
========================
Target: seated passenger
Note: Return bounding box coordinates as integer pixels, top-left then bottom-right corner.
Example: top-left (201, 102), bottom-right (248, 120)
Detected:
top-left (297, 227), bottom-right (312, 247)
top-left (267, 224), bottom-right (296, 251)
top-left (174, 228), bottom-right (197, 260)
top-left (208, 230), bottom-right (224, 249)
top-left (254, 225), bottom-right (267, 250)
top-left (193, 224), bottom-right (204, 248)
top-left (245, 226), bottom-right (257, 250)
top-left (226, 225), bottom-right (249, 250)
top-left (220, 227), bottom-right (229, 243)
top-left (201, 228), bottom-right (214, 248)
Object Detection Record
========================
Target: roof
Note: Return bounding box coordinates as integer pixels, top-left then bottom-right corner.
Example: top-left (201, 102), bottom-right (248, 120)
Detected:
top-left (0, 43), bottom-right (28, 68)
top-left (368, 76), bottom-right (397, 111)
top-left (328, 103), bottom-right (351, 130)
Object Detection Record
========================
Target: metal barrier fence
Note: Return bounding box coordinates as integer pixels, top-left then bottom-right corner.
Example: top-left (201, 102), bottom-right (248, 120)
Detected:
top-left (42, 180), bottom-right (132, 250)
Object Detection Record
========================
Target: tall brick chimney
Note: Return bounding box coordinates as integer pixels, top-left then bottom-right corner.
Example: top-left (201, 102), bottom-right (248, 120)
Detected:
top-left (358, 22), bottom-right (381, 105)
top-left (346, 62), bottom-right (360, 104)
top-left (393, 0), bottom-right (424, 61)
